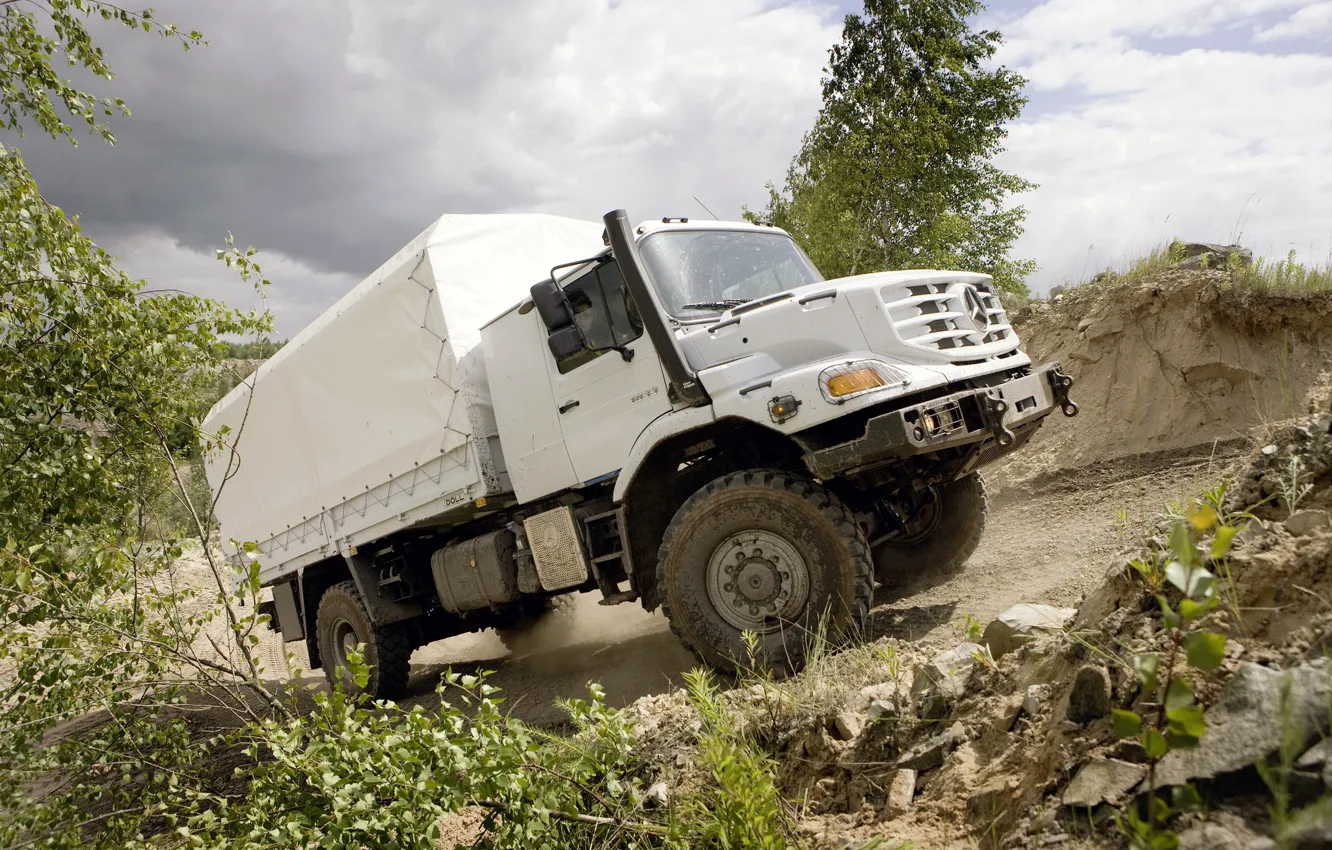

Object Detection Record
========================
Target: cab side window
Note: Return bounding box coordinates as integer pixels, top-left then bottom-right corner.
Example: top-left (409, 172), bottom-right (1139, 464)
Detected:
top-left (556, 261), bottom-right (643, 374)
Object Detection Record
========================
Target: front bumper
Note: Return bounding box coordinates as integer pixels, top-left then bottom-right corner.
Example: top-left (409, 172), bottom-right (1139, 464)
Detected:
top-left (802, 363), bottom-right (1077, 478)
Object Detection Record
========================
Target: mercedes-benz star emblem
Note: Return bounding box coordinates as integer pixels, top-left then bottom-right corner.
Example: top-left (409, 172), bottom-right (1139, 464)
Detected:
top-left (962, 285), bottom-right (991, 332)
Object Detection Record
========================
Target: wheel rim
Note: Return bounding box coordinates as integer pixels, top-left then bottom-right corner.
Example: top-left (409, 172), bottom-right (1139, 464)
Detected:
top-left (330, 616), bottom-right (360, 672)
top-left (895, 487), bottom-right (942, 545)
top-left (706, 529), bottom-right (810, 633)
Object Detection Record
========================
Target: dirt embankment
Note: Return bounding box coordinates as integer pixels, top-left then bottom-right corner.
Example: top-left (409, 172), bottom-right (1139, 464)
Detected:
top-left (991, 272), bottom-right (1332, 489)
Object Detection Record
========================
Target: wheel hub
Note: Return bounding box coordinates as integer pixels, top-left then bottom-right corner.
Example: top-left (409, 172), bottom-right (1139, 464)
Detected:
top-left (332, 617), bottom-right (359, 667)
top-left (706, 530), bottom-right (810, 633)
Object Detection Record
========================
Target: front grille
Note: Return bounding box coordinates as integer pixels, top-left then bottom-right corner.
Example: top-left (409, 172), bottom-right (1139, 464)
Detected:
top-left (881, 280), bottom-right (1018, 361)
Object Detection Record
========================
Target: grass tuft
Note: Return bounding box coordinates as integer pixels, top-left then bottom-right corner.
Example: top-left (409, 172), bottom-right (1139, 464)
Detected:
top-left (1059, 242), bottom-right (1332, 295)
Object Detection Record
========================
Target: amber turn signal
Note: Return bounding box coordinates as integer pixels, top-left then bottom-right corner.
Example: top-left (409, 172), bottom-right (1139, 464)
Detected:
top-left (826, 368), bottom-right (886, 398)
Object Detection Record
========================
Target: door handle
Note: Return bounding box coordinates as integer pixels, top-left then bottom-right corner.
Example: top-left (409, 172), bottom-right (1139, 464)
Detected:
top-left (559, 399), bottom-right (580, 414)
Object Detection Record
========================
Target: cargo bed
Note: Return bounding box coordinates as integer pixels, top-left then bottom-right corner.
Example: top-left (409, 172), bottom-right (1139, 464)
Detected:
top-left (202, 214), bottom-right (605, 584)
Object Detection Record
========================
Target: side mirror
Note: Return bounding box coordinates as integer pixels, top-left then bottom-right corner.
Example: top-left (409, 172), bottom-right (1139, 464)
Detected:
top-left (530, 279), bottom-right (575, 329)
top-left (547, 324), bottom-right (588, 361)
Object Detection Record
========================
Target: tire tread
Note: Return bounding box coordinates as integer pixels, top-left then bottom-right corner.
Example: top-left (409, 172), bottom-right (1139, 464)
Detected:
top-left (655, 469), bottom-right (873, 672)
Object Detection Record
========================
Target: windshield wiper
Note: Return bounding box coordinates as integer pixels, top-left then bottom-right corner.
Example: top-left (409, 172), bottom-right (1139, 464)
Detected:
top-left (679, 300), bottom-right (748, 311)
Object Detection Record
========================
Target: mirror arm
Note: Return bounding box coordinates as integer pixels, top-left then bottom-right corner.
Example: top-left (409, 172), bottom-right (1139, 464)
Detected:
top-left (584, 342), bottom-right (636, 362)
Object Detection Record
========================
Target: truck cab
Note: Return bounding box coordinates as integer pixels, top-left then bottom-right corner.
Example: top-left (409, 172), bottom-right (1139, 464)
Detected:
top-left (217, 210), bottom-right (1075, 698)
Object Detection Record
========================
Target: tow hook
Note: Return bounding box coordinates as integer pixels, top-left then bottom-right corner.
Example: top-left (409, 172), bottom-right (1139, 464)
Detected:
top-left (979, 392), bottom-right (1016, 447)
top-left (1047, 364), bottom-right (1079, 417)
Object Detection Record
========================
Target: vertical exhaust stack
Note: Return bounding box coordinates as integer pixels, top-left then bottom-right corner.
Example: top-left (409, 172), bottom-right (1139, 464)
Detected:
top-left (602, 209), bottom-right (709, 407)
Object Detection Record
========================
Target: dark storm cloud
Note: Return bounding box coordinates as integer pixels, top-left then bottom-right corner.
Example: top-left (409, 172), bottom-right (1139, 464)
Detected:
top-left (10, 0), bottom-right (843, 332)
top-left (19, 0), bottom-right (552, 277)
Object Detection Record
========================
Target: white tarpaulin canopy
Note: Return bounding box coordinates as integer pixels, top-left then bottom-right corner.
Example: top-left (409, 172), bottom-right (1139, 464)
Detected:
top-left (203, 213), bottom-right (606, 573)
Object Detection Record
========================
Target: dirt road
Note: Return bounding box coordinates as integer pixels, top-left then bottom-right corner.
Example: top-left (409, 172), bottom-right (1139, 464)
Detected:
top-left (403, 445), bottom-right (1240, 726)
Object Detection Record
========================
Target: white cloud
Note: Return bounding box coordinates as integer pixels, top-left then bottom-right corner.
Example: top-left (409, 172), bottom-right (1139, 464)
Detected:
top-left (1255, 2), bottom-right (1332, 40)
top-left (996, 1), bottom-right (1332, 290)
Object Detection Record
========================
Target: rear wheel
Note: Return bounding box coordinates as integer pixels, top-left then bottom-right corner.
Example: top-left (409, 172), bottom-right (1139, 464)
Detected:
top-left (656, 469), bottom-right (872, 675)
top-left (872, 472), bottom-right (987, 588)
top-left (315, 581), bottom-right (413, 700)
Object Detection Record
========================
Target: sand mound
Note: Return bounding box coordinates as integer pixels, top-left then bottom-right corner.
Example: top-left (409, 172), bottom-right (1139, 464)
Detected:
top-left (991, 271), bottom-right (1332, 488)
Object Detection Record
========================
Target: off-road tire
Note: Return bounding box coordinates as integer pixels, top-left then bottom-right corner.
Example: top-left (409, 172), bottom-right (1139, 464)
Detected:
top-left (315, 581), bottom-right (413, 700)
top-left (494, 595), bottom-right (572, 651)
top-left (656, 469), bottom-right (873, 676)
top-left (872, 472), bottom-right (988, 588)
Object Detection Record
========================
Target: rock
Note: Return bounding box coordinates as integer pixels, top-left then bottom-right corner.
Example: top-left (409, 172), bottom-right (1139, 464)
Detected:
top-left (897, 721), bottom-right (965, 772)
top-left (1236, 517), bottom-right (1266, 545)
top-left (1246, 839), bottom-right (1277, 850)
top-left (879, 769), bottom-right (916, 819)
top-left (832, 710), bottom-right (863, 742)
top-left (1286, 820), bottom-right (1332, 850)
top-left (1298, 737), bottom-right (1332, 769)
top-left (807, 777), bottom-right (838, 814)
top-left (1061, 759), bottom-right (1148, 808)
top-left (1262, 444), bottom-right (1280, 457)
top-left (643, 781), bottom-right (670, 809)
top-left (1178, 824), bottom-right (1242, 850)
top-left (1175, 241), bottom-right (1253, 270)
top-left (1084, 315), bottom-right (1124, 341)
top-left (1156, 662), bottom-right (1332, 787)
top-left (1067, 665), bottom-right (1113, 723)
top-left (1074, 563), bottom-right (1139, 629)
top-left (800, 725), bottom-right (839, 764)
top-left (982, 604), bottom-right (1077, 658)
top-left (911, 643), bottom-right (981, 717)
top-left (860, 681), bottom-right (906, 705)
top-left (1286, 510), bottom-right (1331, 537)
top-left (867, 699), bottom-right (896, 721)
top-left (1023, 684), bottom-right (1047, 717)
top-left (1059, 720), bottom-right (1082, 733)
top-left (1076, 317), bottom-right (1093, 332)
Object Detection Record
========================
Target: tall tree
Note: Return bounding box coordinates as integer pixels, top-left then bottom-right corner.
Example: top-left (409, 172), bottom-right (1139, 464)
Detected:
top-left (762, 0), bottom-right (1035, 294)
top-left (0, 5), bottom-right (277, 845)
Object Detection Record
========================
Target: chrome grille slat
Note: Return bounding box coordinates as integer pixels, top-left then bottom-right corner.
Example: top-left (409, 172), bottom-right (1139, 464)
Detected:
top-left (879, 278), bottom-right (1020, 361)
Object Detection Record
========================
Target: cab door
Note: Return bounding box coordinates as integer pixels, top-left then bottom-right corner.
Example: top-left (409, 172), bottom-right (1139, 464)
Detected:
top-left (546, 260), bottom-right (672, 484)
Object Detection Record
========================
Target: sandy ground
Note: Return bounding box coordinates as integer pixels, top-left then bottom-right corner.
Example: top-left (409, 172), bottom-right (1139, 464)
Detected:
top-left (312, 443), bottom-right (1244, 726)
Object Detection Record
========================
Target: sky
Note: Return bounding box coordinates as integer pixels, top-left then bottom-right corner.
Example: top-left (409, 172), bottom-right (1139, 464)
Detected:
top-left (14, 0), bottom-right (1332, 335)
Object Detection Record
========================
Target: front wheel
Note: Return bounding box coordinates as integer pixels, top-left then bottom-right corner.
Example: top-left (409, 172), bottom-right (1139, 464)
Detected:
top-left (872, 472), bottom-right (988, 588)
top-left (656, 470), bottom-right (873, 676)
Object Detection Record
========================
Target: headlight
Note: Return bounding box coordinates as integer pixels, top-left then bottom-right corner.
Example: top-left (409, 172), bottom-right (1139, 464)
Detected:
top-left (819, 360), bottom-right (908, 404)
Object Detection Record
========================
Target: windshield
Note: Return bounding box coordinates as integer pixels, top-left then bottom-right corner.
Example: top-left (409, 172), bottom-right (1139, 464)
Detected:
top-left (638, 230), bottom-right (824, 318)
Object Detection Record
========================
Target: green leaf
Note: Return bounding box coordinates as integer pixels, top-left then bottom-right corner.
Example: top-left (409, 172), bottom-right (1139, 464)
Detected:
top-left (1142, 727), bottom-right (1169, 759)
top-left (1183, 631), bottom-right (1226, 672)
top-left (1171, 784), bottom-right (1203, 811)
top-left (1211, 525), bottom-right (1238, 559)
top-left (1165, 561), bottom-right (1215, 600)
top-left (1133, 654), bottom-right (1160, 695)
top-left (1189, 503), bottom-right (1218, 532)
top-left (1167, 704), bottom-right (1206, 739)
top-left (1165, 678), bottom-right (1194, 711)
top-left (1170, 520), bottom-right (1194, 566)
top-left (1112, 709), bottom-right (1142, 738)
top-left (1179, 596), bottom-right (1217, 622)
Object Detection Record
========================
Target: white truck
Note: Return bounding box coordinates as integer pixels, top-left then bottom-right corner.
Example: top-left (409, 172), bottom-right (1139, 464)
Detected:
top-left (204, 210), bottom-right (1076, 698)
